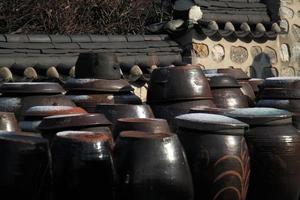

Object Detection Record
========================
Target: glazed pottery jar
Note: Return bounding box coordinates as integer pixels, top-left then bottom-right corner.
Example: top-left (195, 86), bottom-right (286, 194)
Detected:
top-left (113, 118), bottom-right (171, 139)
top-left (65, 78), bottom-right (141, 112)
top-left (95, 104), bottom-right (154, 129)
top-left (147, 65), bottom-right (213, 103)
top-left (176, 113), bottom-right (250, 200)
top-left (75, 52), bottom-right (121, 80)
top-left (209, 75), bottom-right (249, 109)
top-left (257, 77), bottom-right (300, 129)
top-left (0, 133), bottom-right (51, 200)
top-left (38, 113), bottom-right (112, 142)
top-left (52, 131), bottom-right (116, 200)
top-left (225, 108), bottom-right (300, 200)
top-left (147, 65), bottom-right (215, 131)
top-left (210, 68), bottom-right (255, 105)
top-left (19, 106), bottom-right (87, 132)
top-left (0, 82), bottom-right (74, 119)
top-left (0, 112), bottom-right (21, 132)
top-left (114, 131), bottom-right (194, 200)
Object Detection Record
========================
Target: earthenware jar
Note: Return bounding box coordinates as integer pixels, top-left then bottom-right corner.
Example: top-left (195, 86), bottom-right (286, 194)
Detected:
top-left (75, 52), bottom-right (121, 80)
top-left (225, 108), bottom-right (300, 200)
top-left (38, 113), bottom-right (112, 142)
top-left (147, 65), bottom-right (215, 131)
top-left (65, 78), bottom-right (141, 112)
top-left (0, 133), bottom-right (51, 200)
top-left (0, 112), bottom-right (21, 132)
top-left (52, 131), bottom-right (116, 200)
top-left (257, 77), bottom-right (300, 129)
top-left (0, 82), bottom-right (72, 119)
top-left (19, 106), bottom-right (87, 132)
top-left (113, 118), bottom-right (171, 139)
top-left (147, 65), bottom-right (212, 103)
top-left (114, 131), bottom-right (194, 200)
top-left (209, 75), bottom-right (249, 108)
top-left (96, 104), bottom-right (154, 128)
top-left (217, 68), bottom-right (250, 80)
top-left (176, 113), bottom-right (249, 200)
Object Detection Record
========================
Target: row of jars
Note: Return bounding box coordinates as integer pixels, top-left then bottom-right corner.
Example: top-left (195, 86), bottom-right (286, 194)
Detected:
top-left (0, 105), bottom-right (299, 200)
top-left (0, 54), bottom-right (299, 200)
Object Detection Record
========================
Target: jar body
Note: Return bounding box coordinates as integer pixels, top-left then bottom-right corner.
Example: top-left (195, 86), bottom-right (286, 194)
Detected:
top-left (246, 124), bottom-right (300, 200)
top-left (115, 134), bottom-right (194, 200)
top-left (52, 138), bottom-right (116, 200)
top-left (177, 128), bottom-right (249, 200)
top-left (211, 88), bottom-right (248, 109)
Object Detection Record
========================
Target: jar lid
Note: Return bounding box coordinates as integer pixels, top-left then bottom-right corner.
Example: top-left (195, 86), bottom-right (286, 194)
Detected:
top-left (208, 75), bottom-right (241, 88)
top-left (225, 107), bottom-right (292, 125)
top-left (176, 113), bottom-right (248, 134)
top-left (24, 106), bottom-right (87, 118)
top-left (0, 132), bottom-right (47, 144)
top-left (65, 78), bottom-right (133, 93)
top-left (0, 82), bottom-right (65, 95)
top-left (38, 113), bottom-right (112, 131)
top-left (261, 77), bottom-right (300, 89)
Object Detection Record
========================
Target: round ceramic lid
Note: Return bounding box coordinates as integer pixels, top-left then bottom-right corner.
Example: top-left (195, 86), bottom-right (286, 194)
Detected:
top-left (65, 78), bottom-right (133, 92)
top-left (24, 106), bottom-right (87, 117)
top-left (0, 82), bottom-right (65, 95)
top-left (38, 113), bottom-right (112, 131)
top-left (208, 75), bottom-right (240, 88)
top-left (176, 113), bottom-right (248, 134)
top-left (261, 77), bottom-right (300, 88)
top-left (225, 107), bottom-right (292, 125)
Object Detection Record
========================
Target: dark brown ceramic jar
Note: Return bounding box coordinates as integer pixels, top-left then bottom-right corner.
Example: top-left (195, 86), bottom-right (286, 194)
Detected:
top-left (217, 68), bottom-right (250, 80)
top-left (0, 82), bottom-right (73, 119)
top-left (0, 133), bottom-right (51, 200)
top-left (115, 131), bottom-right (194, 200)
top-left (38, 113), bottom-right (112, 142)
top-left (225, 107), bottom-right (300, 200)
top-left (113, 118), bottom-right (171, 139)
top-left (147, 65), bottom-right (213, 103)
top-left (65, 78), bottom-right (141, 112)
top-left (75, 52), bottom-right (121, 80)
top-left (95, 104), bottom-right (154, 128)
top-left (209, 76), bottom-right (249, 109)
top-left (19, 106), bottom-right (87, 132)
top-left (147, 65), bottom-right (215, 131)
top-left (176, 113), bottom-right (250, 200)
top-left (257, 77), bottom-right (300, 129)
top-left (52, 131), bottom-right (116, 200)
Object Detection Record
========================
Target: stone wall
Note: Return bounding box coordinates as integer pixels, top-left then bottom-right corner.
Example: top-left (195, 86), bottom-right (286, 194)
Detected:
top-left (175, 0), bottom-right (300, 77)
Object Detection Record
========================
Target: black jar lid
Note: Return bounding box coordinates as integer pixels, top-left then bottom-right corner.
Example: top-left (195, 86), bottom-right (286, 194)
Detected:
top-left (0, 132), bottom-right (48, 144)
top-left (38, 113), bottom-right (112, 131)
top-left (176, 113), bottom-right (248, 134)
top-left (208, 75), bottom-right (241, 88)
top-left (225, 107), bottom-right (292, 126)
top-left (65, 78), bottom-right (133, 93)
top-left (0, 82), bottom-right (65, 95)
